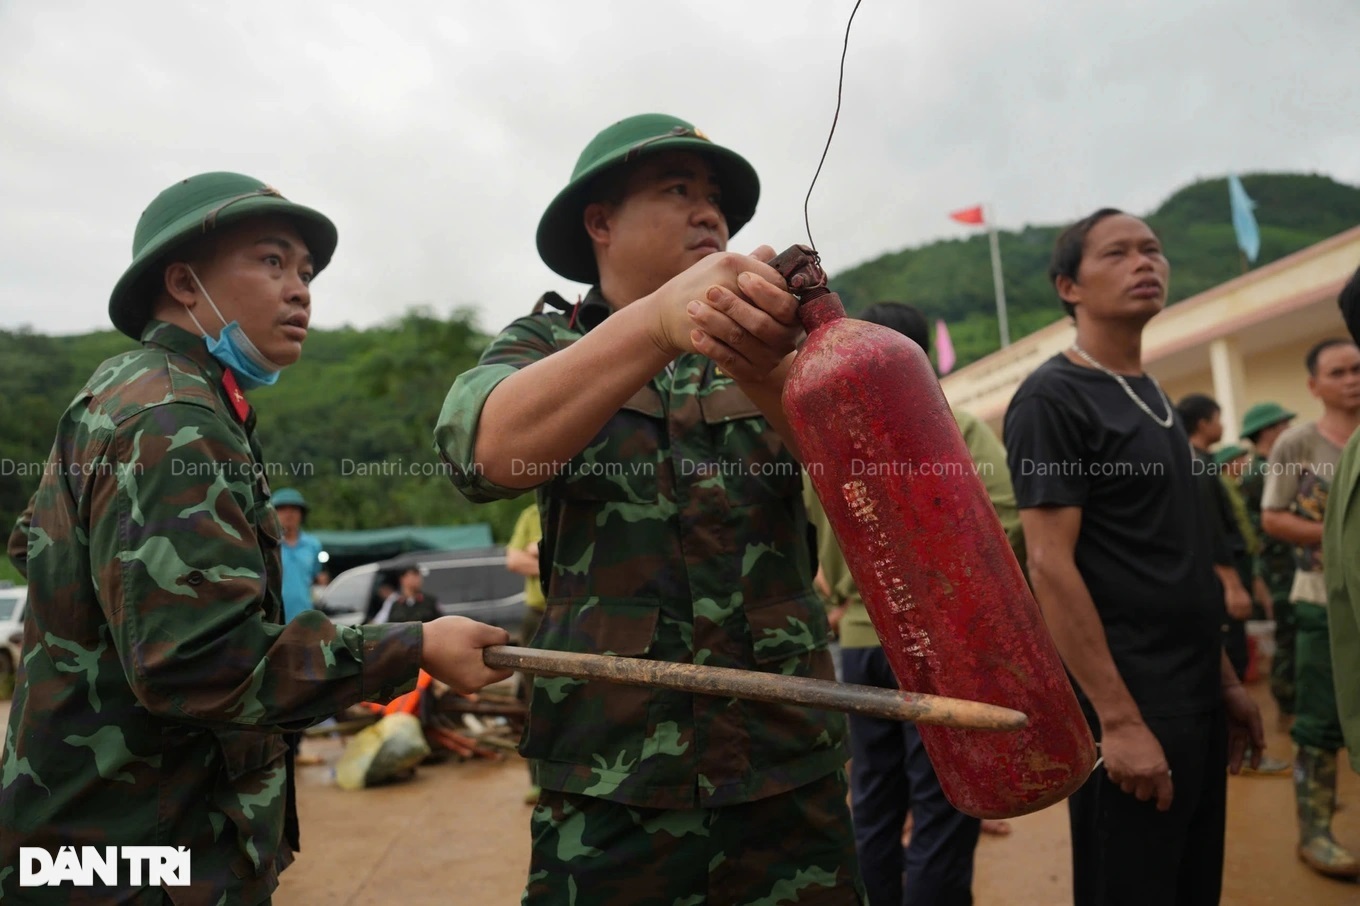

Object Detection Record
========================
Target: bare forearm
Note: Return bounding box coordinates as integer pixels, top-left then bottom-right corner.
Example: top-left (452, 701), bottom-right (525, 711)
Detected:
top-left (475, 300), bottom-right (673, 488)
top-left (505, 547), bottom-right (539, 577)
top-left (1262, 509), bottom-right (1323, 547)
top-left (1213, 564), bottom-right (1246, 592)
top-left (1030, 556), bottom-right (1142, 729)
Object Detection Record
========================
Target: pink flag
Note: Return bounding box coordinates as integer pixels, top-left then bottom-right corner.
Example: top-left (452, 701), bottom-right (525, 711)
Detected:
top-left (935, 319), bottom-right (956, 375)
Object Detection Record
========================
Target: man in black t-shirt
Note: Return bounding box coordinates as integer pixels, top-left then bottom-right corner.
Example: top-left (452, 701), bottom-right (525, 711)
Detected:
top-left (1004, 209), bottom-right (1265, 906)
top-left (373, 567), bottom-right (441, 623)
top-left (1177, 395), bottom-right (1292, 780)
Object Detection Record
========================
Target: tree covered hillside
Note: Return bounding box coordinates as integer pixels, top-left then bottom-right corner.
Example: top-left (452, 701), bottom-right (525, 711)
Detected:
top-left (830, 174), bottom-right (1360, 369)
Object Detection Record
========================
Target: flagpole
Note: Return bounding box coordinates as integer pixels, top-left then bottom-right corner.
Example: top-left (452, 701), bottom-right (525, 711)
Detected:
top-left (986, 204), bottom-right (1010, 348)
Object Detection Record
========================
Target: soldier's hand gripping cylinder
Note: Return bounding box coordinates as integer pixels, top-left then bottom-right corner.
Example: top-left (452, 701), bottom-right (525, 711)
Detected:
top-left (774, 245), bottom-right (1096, 818)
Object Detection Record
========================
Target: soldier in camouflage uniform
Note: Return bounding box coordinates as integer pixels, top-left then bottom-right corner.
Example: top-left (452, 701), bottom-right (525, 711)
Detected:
top-left (1238, 401), bottom-right (1297, 719)
top-left (435, 114), bottom-right (864, 904)
top-left (0, 172), bottom-right (512, 905)
top-left (1261, 339), bottom-right (1360, 879)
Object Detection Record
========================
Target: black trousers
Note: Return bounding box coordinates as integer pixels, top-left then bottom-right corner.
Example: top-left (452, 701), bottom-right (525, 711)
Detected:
top-left (1068, 709), bottom-right (1227, 906)
top-left (843, 646), bottom-right (980, 906)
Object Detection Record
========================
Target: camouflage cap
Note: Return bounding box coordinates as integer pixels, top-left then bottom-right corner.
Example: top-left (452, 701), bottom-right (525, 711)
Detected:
top-left (536, 113), bottom-right (760, 284)
top-left (109, 172), bottom-right (338, 339)
top-left (1240, 401), bottom-right (1296, 439)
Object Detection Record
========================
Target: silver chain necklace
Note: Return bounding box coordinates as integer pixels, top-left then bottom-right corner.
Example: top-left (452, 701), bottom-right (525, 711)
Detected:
top-left (1069, 344), bottom-right (1175, 429)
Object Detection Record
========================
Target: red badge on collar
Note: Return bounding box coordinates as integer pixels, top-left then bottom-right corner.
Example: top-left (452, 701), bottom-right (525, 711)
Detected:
top-left (221, 369), bottom-right (251, 423)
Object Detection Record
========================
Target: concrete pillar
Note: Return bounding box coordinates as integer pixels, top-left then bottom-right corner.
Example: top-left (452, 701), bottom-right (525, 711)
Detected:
top-left (1209, 336), bottom-right (1248, 443)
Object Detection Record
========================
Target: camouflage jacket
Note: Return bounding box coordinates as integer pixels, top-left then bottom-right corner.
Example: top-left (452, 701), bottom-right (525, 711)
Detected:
top-left (434, 290), bottom-right (847, 810)
top-left (0, 321), bottom-right (421, 906)
top-left (1242, 453), bottom-right (1299, 598)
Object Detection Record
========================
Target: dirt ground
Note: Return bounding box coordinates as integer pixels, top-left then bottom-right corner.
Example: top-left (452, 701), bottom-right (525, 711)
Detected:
top-left (271, 680), bottom-right (1360, 905)
top-left (2, 679), bottom-right (1355, 903)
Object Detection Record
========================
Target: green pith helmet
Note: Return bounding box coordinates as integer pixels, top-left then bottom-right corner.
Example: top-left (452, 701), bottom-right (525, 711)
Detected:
top-left (271, 488), bottom-right (308, 511)
top-left (1213, 443), bottom-right (1249, 465)
top-left (109, 172), bottom-right (337, 339)
top-left (536, 113), bottom-right (759, 284)
top-left (1240, 402), bottom-right (1296, 439)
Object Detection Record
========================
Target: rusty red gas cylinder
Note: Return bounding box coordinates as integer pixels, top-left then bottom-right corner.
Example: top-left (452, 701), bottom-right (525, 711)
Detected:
top-left (778, 248), bottom-right (1096, 818)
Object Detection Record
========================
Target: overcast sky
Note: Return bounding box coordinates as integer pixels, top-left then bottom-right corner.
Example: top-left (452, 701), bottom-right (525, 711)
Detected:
top-left (3, 0), bottom-right (1358, 338)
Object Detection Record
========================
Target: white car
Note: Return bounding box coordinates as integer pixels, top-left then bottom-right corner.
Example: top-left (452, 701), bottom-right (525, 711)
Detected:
top-left (0, 584), bottom-right (26, 688)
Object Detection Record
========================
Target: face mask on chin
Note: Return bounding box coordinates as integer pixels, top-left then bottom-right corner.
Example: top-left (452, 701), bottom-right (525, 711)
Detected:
top-left (184, 267), bottom-right (284, 390)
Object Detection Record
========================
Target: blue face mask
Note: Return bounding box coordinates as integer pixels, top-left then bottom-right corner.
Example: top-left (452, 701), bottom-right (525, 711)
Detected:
top-left (185, 268), bottom-right (283, 390)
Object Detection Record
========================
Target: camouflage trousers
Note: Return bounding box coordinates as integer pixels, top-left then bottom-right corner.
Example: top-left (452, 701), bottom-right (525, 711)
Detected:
top-left (1270, 598), bottom-right (1297, 715)
top-left (522, 769), bottom-right (866, 905)
top-left (518, 607), bottom-right (545, 788)
top-left (1291, 601), bottom-right (1345, 752)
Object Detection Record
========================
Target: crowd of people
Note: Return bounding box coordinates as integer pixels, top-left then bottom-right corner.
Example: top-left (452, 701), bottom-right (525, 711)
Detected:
top-left (2, 111), bottom-right (1358, 906)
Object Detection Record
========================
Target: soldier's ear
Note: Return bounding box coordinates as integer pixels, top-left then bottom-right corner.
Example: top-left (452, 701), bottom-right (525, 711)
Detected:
top-left (583, 202), bottom-right (614, 247)
top-left (162, 262), bottom-right (200, 309)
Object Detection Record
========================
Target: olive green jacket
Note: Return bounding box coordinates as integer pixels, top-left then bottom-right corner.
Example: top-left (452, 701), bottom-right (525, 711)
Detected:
top-left (1323, 429), bottom-right (1360, 773)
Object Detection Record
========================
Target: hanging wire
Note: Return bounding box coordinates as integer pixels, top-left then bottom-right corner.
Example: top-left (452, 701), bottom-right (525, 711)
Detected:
top-left (803, 0), bottom-right (865, 252)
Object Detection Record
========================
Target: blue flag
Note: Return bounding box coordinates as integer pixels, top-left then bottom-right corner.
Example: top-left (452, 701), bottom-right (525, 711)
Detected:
top-left (1228, 174), bottom-right (1260, 263)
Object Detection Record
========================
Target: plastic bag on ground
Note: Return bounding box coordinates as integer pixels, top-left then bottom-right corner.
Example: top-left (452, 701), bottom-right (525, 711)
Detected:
top-left (334, 712), bottom-right (431, 791)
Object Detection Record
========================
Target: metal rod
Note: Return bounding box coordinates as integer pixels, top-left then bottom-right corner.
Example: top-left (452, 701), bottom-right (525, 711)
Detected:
top-left (986, 204), bottom-right (1010, 348)
top-left (484, 646), bottom-right (1028, 731)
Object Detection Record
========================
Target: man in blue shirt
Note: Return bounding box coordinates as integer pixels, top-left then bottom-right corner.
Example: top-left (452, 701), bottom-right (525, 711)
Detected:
top-left (272, 487), bottom-right (329, 768)
top-left (274, 487), bottom-right (324, 623)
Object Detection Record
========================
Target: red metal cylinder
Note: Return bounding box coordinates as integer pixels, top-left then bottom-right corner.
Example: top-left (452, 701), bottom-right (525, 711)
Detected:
top-left (786, 292), bottom-right (1096, 818)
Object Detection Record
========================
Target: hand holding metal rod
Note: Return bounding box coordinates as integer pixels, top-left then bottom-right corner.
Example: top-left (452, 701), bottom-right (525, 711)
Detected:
top-left (483, 646), bottom-right (1028, 731)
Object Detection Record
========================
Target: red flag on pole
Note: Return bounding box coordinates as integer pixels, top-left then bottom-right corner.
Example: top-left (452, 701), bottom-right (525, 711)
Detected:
top-left (949, 205), bottom-right (985, 226)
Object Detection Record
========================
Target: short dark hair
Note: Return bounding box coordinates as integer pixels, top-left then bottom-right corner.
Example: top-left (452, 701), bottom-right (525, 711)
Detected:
top-left (584, 164), bottom-right (634, 209)
top-left (1049, 208), bottom-right (1126, 319)
top-left (1305, 338), bottom-right (1356, 376)
top-left (150, 232), bottom-right (218, 306)
top-left (1175, 393), bottom-right (1220, 435)
top-left (859, 301), bottom-right (930, 355)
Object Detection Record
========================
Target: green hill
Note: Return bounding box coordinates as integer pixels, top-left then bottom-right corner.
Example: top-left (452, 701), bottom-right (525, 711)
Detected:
top-left (830, 173), bottom-right (1360, 369)
top-left (2, 172), bottom-right (1357, 549)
